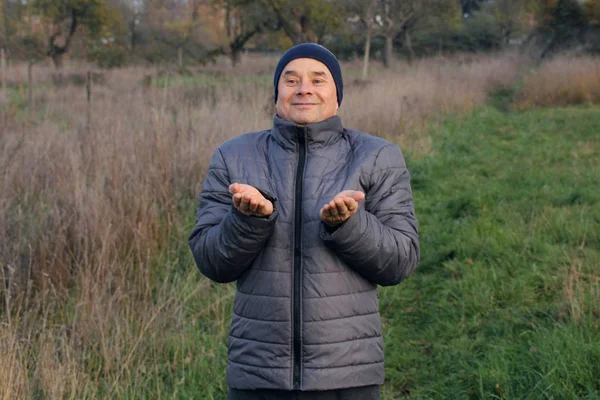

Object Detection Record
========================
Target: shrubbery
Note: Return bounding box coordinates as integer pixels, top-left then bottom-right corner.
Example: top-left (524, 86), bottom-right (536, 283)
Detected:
top-left (88, 44), bottom-right (129, 69)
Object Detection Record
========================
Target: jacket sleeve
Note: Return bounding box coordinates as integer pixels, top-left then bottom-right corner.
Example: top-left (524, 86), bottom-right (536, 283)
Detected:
top-left (188, 148), bottom-right (279, 283)
top-left (320, 144), bottom-right (419, 286)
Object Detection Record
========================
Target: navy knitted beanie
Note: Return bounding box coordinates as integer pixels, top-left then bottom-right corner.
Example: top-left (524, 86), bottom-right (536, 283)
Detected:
top-left (273, 43), bottom-right (343, 106)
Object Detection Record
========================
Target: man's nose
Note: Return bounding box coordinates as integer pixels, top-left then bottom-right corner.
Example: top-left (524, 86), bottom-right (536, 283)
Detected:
top-left (296, 80), bottom-right (313, 95)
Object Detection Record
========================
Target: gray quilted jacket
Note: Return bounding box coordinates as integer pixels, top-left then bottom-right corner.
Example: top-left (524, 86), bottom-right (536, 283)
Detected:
top-left (189, 115), bottom-right (419, 391)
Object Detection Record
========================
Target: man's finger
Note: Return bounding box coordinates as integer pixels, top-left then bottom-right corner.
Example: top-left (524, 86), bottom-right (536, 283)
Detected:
top-left (334, 198), bottom-right (349, 216)
top-left (239, 194), bottom-right (252, 212)
top-left (336, 190), bottom-right (365, 202)
top-left (229, 183), bottom-right (240, 194)
top-left (319, 205), bottom-right (327, 217)
top-left (343, 197), bottom-right (357, 212)
top-left (256, 200), bottom-right (265, 214)
top-left (320, 204), bottom-right (330, 219)
top-left (349, 191), bottom-right (365, 202)
top-left (247, 198), bottom-right (258, 213)
top-left (328, 200), bottom-right (338, 216)
top-left (232, 193), bottom-right (242, 209)
top-left (257, 200), bottom-right (273, 216)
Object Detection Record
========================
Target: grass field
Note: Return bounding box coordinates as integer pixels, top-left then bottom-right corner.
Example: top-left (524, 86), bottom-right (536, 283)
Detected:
top-left (1, 53), bottom-right (599, 398)
top-left (379, 105), bottom-right (600, 398)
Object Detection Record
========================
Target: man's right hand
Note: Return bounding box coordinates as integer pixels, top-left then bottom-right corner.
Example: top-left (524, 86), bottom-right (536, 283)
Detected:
top-left (229, 183), bottom-right (274, 217)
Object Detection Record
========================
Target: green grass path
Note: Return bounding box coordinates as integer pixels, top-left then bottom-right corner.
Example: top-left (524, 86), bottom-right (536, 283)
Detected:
top-left (380, 105), bottom-right (600, 399)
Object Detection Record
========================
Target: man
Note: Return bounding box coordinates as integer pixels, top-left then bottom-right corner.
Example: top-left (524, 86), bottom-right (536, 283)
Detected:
top-left (189, 43), bottom-right (420, 399)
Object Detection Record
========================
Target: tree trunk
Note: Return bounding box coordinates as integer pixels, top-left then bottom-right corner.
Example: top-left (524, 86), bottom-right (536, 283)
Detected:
top-left (362, 0), bottom-right (376, 80)
top-left (86, 70), bottom-right (92, 133)
top-left (130, 15), bottom-right (136, 52)
top-left (383, 0), bottom-right (394, 69)
top-left (1, 47), bottom-right (6, 97)
top-left (361, 29), bottom-right (372, 79)
top-left (48, 12), bottom-right (78, 70)
top-left (405, 29), bottom-right (415, 64)
top-left (52, 52), bottom-right (63, 69)
top-left (177, 46), bottom-right (183, 69)
top-left (384, 33), bottom-right (393, 68)
top-left (228, 27), bottom-right (257, 68)
top-left (266, 0), bottom-right (306, 45)
top-left (27, 61), bottom-right (33, 110)
top-left (1, 0), bottom-right (8, 45)
top-left (284, 26), bottom-right (305, 45)
top-left (230, 46), bottom-right (241, 67)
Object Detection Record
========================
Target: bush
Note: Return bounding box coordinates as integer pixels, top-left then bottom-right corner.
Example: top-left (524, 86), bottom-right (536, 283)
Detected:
top-left (322, 32), bottom-right (366, 61)
top-left (463, 12), bottom-right (505, 51)
top-left (9, 34), bottom-right (46, 63)
top-left (88, 44), bottom-right (129, 69)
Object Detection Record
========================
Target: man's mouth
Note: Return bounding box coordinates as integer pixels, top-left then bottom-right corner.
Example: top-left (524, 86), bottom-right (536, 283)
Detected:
top-left (292, 103), bottom-right (318, 108)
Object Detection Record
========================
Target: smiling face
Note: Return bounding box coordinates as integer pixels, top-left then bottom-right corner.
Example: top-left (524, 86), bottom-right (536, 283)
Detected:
top-left (275, 58), bottom-right (338, 125)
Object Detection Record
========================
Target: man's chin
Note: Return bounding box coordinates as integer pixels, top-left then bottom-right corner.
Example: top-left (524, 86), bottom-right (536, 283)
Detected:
top-left (289, 113), bottom-right (320, 125)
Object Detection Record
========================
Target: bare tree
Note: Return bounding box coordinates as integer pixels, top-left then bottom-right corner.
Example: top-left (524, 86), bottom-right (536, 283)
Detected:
top-left (334, 0), bottom-right (380, 78)
top-left (263, 0), bottom-right (309, 44)
top-left (479, 0), bottom-right (533, 44)
top-left (262, 0), bottom-right (341, 45)
top-left (1, 0), bottom-right (7, 47)
top-left (380, 0), bottom-right (420, 67)
top-left (115, 0), bottom-right (145, 53)
top-left (1, 0), bottom-right (8, 97)
top-left (146, 0), bottom-right (205, 68)
top-left (379, 0), bottom-right (463, 65)
top-left (32, 0), bottom-right (114, 68)
top-left (214, 0), bottom-right (275, 67)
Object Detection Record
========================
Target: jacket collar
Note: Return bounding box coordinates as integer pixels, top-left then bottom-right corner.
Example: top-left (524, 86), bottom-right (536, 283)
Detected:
top-left (270, 114), bottom-right (344, 151)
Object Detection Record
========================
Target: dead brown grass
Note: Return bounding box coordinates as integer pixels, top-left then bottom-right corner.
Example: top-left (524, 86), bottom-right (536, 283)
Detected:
top-left (515, 55), bottom-right (600, 109)
top-left (1, 66), bottom-right (270, 397)
top-left (0, 51), bottom-right (530, 397)
top-left (0, 330), bottom-right (28, 400)
top-left (563, 259), bottom-right (600, 324)
top-left (341, 51), bottom-right (525, 153)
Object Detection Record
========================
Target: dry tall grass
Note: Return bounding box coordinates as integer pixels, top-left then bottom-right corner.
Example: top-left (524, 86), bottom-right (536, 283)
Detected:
top-left (1, 66), bottom-right (271, 397)
top-left (0, 50), bottom-right (563, 397)
top-left (515, 55), bottom-right (600, 108)
top-left (563, 259), bottom-right (600, 324)
top-left (342, 52), bottom-right (524, 152)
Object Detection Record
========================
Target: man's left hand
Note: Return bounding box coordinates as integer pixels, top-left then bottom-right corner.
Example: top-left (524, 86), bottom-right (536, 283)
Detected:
top-left (319, 190), bottom-right (365, 227)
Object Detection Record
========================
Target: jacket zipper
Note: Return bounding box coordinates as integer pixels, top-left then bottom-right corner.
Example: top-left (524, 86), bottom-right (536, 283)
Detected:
top-left (292, 127), bottom-right (307, 390)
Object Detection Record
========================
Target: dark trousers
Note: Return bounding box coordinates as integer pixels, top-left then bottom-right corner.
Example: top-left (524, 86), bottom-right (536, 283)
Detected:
top-left (228, 385), bottom-right (381, 400)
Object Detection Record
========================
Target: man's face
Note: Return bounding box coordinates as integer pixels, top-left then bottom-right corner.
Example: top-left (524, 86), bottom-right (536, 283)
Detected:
top-left (275, 58), bottom-right (338, 125)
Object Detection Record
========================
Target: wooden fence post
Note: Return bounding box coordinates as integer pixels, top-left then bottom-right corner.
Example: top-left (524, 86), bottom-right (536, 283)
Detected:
top-left (1, 47), bottom-right (6, 98)
top-left (86, 70), bottom-right (92, 133)
top-left (27, 61), bottom-right (33, 110)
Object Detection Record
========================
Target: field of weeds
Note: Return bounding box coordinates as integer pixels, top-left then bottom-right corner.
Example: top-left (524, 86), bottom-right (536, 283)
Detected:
top-left (0, 52), bottom-right (599, 398)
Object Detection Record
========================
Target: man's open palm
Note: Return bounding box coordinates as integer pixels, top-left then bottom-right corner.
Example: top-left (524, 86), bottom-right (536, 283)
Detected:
top-left (320, 190), bottom-right (365, 226)
top-left (229, 183), bottom-right (274, 217)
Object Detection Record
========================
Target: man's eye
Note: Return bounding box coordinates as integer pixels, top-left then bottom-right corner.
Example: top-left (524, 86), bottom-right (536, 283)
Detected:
top-left (314, 79), bottom-right (323, 84)
top-left (287, 79), bottom-right (298, 84)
